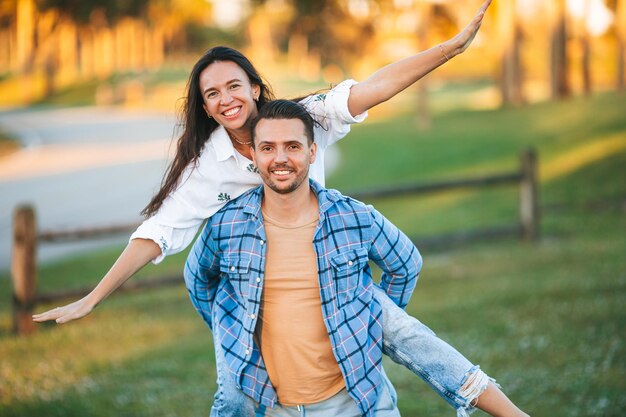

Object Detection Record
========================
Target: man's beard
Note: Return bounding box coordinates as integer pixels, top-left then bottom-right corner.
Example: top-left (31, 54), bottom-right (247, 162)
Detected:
top-left (261, 163), bottom-right (309, 195)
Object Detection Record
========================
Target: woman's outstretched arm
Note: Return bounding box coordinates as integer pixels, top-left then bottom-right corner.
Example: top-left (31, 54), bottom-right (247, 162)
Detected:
top-left (347, 0), bottom-right (491, 117)
top-left (32, 238), bottom-right (161, 324)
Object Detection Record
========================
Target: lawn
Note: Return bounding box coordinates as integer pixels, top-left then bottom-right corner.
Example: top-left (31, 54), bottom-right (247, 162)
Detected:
top-left (1, 90), bottom-right (625, 416)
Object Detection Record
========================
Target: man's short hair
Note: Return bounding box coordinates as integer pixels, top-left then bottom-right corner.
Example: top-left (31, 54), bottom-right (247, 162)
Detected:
top-left (250, 99), bottom-right (316, 147)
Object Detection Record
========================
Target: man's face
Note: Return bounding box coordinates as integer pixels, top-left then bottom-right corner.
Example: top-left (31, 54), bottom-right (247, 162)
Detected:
top-left (252, 118), bottom-right (316, 195)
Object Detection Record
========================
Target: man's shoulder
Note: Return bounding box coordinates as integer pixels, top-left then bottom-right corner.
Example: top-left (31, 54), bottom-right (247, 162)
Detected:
top-left (319, 186), bottom-right (372, 214)
top-left (316, 186), bottom-right (376, 233)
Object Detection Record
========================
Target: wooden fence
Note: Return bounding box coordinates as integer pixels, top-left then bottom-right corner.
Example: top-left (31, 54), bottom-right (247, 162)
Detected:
top-left (10, 149), bottom-right (539, 336)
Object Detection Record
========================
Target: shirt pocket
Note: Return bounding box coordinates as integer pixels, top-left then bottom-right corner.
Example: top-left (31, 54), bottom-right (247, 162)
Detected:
top-left (219, 255), bottom-right (251, 298)
top-left (330, 247), bottom-right (369, 306)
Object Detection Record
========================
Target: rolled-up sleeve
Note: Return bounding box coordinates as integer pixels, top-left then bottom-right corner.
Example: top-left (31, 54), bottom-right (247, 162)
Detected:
top-left (129, 156), bottom-right (224, 264)
top-left (299, 79), bottom-right (368, 149)
top-left (130, 220), bottom-right (201, 264)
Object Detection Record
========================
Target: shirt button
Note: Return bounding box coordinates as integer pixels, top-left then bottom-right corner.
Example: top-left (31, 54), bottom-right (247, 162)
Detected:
top-left (348, 261), bottom-right (353, 266)
top-left (230, 266), bottom-right (235, 272)
top-left (256, 277), bottom-right (261, 283)
top-left (260, 240), bottom-right (265, 245)
top-left (250, 314), bottom-right (256, 319)
top-left (245, 349), bottom-right (250, 355)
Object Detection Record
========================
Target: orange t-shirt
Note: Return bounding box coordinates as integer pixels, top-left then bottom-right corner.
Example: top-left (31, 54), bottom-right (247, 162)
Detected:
top-left (257, 211), bottom-right (345, 406)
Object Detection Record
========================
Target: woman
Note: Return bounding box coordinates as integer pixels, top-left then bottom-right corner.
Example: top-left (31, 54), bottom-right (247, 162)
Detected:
top-left (34, 1), bottom-right (527, 416)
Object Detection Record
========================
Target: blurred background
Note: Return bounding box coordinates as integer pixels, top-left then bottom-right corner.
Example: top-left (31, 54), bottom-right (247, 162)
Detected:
top-left (0, 0), bottom-right (625, 416)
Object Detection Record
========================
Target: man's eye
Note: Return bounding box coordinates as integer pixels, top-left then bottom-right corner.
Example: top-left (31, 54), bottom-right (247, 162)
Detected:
top-left (230, 84), bottom-right (241, 90)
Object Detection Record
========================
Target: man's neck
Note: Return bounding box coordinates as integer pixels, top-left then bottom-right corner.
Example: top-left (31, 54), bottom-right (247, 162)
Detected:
top-left (261, 182), bottom-right (318, 226)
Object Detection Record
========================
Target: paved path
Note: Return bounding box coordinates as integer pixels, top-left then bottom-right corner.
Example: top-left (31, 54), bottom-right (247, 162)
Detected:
top-left (0, 106), bottom-right (177, 272)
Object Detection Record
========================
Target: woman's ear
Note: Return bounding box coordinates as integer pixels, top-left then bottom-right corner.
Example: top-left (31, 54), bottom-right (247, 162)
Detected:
top-left (253, 85), bottom-right (261, 101)
top-left (202, 103), bottom-right (212, 118)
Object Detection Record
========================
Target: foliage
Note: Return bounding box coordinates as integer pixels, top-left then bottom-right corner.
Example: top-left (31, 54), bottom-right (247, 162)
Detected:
top-left (36, 0), bottom-right (150, 23)
top-left (183, 22), bottom-right (244, 53)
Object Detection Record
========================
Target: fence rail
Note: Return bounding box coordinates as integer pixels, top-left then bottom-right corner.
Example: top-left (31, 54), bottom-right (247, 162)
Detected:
top-left (38, 222), bottom-right (141, 243)
top-left (10, 149), bottom-right (539, 336)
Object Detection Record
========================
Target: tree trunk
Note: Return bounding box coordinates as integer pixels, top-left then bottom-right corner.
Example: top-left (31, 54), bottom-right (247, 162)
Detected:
top-left (618, 0), bottom-right (626, 90)
top-left (550, 0), bottom-right (570, 99)
top-left (16, 0), bottom-right (35, 72)
top-left (498, 0), bottom-right (524, 106)
top-left (580, 0), bottom-right (592, 95)
top-left (416, 3), bottom-right (431, 131)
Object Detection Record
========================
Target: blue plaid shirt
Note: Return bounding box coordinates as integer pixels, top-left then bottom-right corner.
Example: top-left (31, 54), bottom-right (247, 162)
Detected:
top-left (184, 180), bottom-right (422, 416)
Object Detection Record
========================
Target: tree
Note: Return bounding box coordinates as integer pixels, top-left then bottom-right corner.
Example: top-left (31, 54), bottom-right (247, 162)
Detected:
top-left (572, 0), bottom-right (593, 95)
top-left (416, 1), bottom-right (431, 131)
top-left (252, 0), bottom-right (375, 73)
top-left (617, 0), bottom-right (626, 90)
top-left (550, 0), bottom-right (571, 99)
top-left (36, 0), bottom-right (149, 24)
top-left (497, 0), bottom-right (524, 105)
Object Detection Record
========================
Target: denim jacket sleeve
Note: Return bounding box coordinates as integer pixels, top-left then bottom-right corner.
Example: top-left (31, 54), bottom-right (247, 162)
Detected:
top-left (183, 219), bottom-right (221, 330)
top-left (367, 205), bottom-right (422, 309)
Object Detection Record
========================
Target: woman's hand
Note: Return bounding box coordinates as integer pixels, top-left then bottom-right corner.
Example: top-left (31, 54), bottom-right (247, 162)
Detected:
top-left (347, 0), bottom-right (493, 117)
top-left (446, 0), bottom-right (492, 58)
top-left (32, 296), bottom-right (96, 324)
top-left (31, 238), bottom-right (161, 325)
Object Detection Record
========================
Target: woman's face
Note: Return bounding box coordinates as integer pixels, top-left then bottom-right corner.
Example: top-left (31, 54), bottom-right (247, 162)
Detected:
top-left (199, 60), bottom-right (261, 132)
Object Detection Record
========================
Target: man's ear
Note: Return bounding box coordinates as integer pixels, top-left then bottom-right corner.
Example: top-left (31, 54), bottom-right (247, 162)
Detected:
top-left (251, 145), bottom-right (257, 166)
top-left (309, 142), bottom-right (317, 164)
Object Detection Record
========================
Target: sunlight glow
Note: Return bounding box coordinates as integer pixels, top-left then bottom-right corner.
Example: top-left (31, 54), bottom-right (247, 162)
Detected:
top-left (210, 0), bottom-right (247, 28)
top-left (567, 0), bottom-right (614, 36)
top-left (348, 0), bottom-right (371, 19)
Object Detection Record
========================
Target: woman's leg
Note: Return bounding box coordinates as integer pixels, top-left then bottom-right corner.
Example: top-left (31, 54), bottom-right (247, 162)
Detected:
top-left (373, 285), bottom-right (493, 417)
top-left (210, 313), bottom-right (257, 416)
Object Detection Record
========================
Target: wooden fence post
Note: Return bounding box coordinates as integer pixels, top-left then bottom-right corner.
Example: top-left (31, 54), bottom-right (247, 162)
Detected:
top-left (520, 149), bottom-right (539, 241)
top-left (11, 205), bottom-right (37, 335)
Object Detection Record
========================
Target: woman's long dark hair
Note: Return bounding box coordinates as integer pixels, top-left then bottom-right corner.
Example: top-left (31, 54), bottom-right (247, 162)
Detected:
top-left (142, 46), bottom-right (275, 217)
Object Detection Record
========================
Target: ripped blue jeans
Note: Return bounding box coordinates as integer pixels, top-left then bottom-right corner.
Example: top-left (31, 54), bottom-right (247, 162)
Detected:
top-left (209, 285), bottom-right (492, 417)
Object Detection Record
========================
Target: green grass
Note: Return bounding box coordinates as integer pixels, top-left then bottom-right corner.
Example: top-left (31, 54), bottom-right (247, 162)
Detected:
top-left (1, 90), bottom-right (625, 416)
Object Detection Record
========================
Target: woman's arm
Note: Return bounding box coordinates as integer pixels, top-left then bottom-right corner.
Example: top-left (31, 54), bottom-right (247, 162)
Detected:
top-left (347, 0), bottom-right (491, 117)
top-left (32, 238), bottom-right (161, 324)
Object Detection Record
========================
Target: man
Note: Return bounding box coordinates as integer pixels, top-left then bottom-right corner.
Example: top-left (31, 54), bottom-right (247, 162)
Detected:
top-left (184, 99), bottom-right (420, 416)
top-left (184, 100), bottom-right (529, 417)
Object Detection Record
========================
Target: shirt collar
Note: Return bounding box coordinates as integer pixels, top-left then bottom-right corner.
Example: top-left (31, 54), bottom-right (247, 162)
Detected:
top-left (242, 179), bottom-right (343, 219)
top-left (213, 126), bottom-right (237, 162)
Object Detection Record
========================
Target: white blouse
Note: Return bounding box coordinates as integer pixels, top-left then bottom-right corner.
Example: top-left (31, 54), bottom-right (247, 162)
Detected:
top-left (130, 79), bottom-right (367, 263)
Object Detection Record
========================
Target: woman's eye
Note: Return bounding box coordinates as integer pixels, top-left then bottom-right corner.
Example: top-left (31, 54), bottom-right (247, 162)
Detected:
top-left (230, 84), bottom-right (241, 90)
top-left (207, 92), bottom-right (218, 99)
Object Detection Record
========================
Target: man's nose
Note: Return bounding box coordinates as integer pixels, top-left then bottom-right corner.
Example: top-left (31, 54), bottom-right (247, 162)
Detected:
top-left (275, 148), bottom-right (288, 162)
